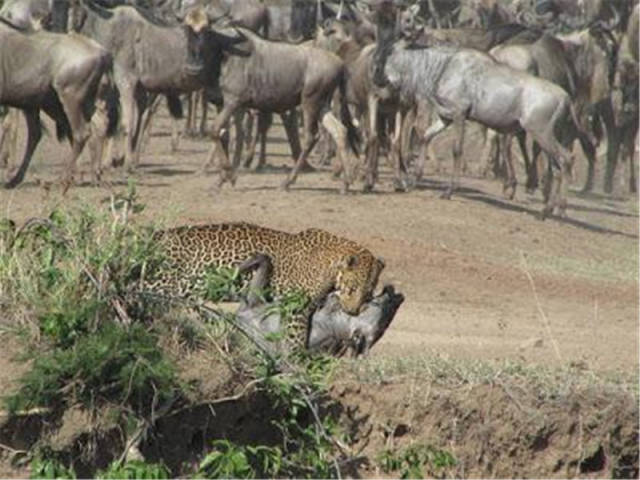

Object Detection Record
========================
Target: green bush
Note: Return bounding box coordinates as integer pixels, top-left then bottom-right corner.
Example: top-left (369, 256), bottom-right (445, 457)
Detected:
top-left (29, 450), bottom-right (76, 479)
top-left (0, 187), bottom-right (348, 478)
top-left (377, 443), bottom-right (456, 479)
top-left (5, 322), bottom-right (179, 414)
top-left (97, 460), bottom-right (170, 479)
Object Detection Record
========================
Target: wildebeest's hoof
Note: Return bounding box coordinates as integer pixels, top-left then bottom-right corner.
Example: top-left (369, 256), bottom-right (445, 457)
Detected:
top-left (362, 183), bottom-right (374, 193)
top-left (539, 207), bottom-right (552, 221)
top-left (111, 155), bottom-right (125, 168)
top-left (440, 190), bottom-right (452, 200)
top-left (393, 178), bottom-right (410, 193)
top-left (280, 178), bottom-right (292, 191)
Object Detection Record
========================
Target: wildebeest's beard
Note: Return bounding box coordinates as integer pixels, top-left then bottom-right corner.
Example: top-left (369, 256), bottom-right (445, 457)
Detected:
top-left (184, 25), bottom-right (206, 75)
top-left (372, 1), bottom-right (398, 88)
top-left (290, 0), bottom-right (317, 41)
top-left (50, 0), bottom-right (71, 32)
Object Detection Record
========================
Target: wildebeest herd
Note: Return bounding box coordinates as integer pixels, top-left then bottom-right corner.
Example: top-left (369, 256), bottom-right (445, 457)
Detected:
top-left (0, 0), bottom-right (637, 218)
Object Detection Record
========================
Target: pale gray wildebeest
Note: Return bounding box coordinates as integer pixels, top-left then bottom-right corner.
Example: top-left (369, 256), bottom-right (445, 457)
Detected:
top-left (395, 3), bottom-right (547, 181)
top-left (193, 26), bottom-right (361, 194)
top-left (234, 253), bottom-right (403, 357)
top-left (63, 0), bottom-right (239, 172)
top-left (372, 2), bottom-right (585, 219)
top-left (236, 285), bottom-right (403, 356)
top-left (0, 16), bottom-right (118, 188)
top-left (0, 0), bottom-right (52, 30)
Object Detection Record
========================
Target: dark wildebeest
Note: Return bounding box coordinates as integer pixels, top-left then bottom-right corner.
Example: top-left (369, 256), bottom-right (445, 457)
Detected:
top-left (183, 0), bottom-right (269, 138)
top-left (608, 2), bottom-right (639, 193)
top-left (372, 2), bottom-right (584, 219)
top-left (193, 26), bottom-right (361, 194)
top-left (0, 17), bottom-right (118, 188)
top-left (62, 0), bottom-right (239, 171)
top-left (488, 18), bottom-right (618, 195)
top-left (315, 17), bottom-right (409, 192)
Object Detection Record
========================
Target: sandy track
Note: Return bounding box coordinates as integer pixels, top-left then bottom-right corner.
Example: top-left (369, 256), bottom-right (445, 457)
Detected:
top-left (1, 110), bottom-right (637, 374)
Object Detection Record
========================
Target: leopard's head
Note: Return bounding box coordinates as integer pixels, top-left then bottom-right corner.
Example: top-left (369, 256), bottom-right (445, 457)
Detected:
top-left (334, 251), bottom-right (385, 315)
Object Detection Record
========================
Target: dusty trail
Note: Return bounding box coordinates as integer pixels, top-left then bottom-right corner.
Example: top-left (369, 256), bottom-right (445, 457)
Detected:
top-left (1, 110), bottom-right (637, 374)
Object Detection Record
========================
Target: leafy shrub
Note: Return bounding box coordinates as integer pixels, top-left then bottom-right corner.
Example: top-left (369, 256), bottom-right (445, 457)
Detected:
top-left (197, 440), bottom-right (283, 478)
top-left (97, 460), bottom-right (170, 479)
top-left (5, 322), bottom-right (179, 414)
top-left (29, 449), bottom-right (76, 479)
top-left (377, 443), bottom-right (456, 479)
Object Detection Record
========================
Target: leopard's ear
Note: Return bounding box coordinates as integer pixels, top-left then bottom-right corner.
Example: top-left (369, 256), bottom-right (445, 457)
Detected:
top-left (340, 254), bottom-right (358, 269)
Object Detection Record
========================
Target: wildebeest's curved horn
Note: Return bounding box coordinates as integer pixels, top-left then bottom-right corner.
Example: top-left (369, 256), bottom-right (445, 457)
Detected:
top-left (599, 4), bottom-right (621, 31)
top-left (211, 27), bottom-right (251, 57)
top-left (516, 9), bottom-right (554, 27)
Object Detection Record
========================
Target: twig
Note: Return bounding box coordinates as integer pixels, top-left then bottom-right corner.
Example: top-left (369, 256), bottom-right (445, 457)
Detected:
top-left (0, 442), bottom-right (27, 454)
top-left (206, 378), bottom-right (264, 406)
top-left (519, 251), bottom-right (562, 362)
top-left (117, 419), bottom-right (147, 466)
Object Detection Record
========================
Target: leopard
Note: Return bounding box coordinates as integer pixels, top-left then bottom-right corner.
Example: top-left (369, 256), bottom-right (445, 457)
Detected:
top-left (143, 222), bottom-right (385, 348)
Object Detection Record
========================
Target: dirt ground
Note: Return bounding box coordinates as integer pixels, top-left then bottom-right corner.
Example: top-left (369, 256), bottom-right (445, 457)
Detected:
top-left (2, 108), bottom-right (637, 375)
top-left (0, 107), bottom-right (638, 478)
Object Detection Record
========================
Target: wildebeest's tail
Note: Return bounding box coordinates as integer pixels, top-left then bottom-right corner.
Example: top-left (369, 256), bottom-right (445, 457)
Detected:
top-left (566, 97), bottom-right (594, 146)
top-left (101, 64), bottom-right (120, 138)
top-left (337, 69), bottom-right (361, 156)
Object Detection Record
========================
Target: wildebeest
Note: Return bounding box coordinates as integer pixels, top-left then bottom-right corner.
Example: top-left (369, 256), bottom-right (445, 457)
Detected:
top-left (0, 16), bottom-right (118, 188)
top-left (62, 0), bottom-right (239, 171)
top-left (372, 1), bottom-right (584, 219)
top-left (193, 26), bottom-right (361, 194)
top-left (0, 0), bottom-right (52, 30)
top-left (315, 16), bottom-right (408, 192)
top-left (607, 2), bottom-right (639, 193)
top-left (233, 252), bottom-right (402, 356)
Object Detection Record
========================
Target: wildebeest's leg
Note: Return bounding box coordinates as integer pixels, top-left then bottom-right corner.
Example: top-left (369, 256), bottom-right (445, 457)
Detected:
top-left (281, 103), bottom-right (321, 192)
top-left (528, 132), bottom-right (573, 219)
top-left (577, 130), bottom-right (597, 193)
top-left (363, 95), bottom-right (379, 192)
top-left (256, 112), bottom-right (272, 171)
top-left (481, 128), bottom-right (499, 178)
top-left (418, 116), bottom-right (449, 184)
top-left (232, 109), bottom-right (246, 169)
top-left (0, 109), bottom-right (18, 172)
top-left (55, 91), bottom-right (93, 191)
top-left (237, 253), bottom-right (273, 308)
top-left (205, 101), bottom-right (239, 187)
top-left (199, 91), bottom-right (209, 137)
top-left (138, 93), bottom-right (157, 154)
top-left (185, 91), bottom-right (196, 137)
top-left (443, 115), bottom-right (466, 200)
top-left (243, 111), bottom-right (271, 171)
top-left (322, 111), bottom-right (352, 194)
top-left (600, 100), bottom-right (619, 194)
top-left (242, 110), bottom-right (258, 169)
top-left (390, 109), bottom-right (409, 191)
top-left (113, 67), bottom-right (144, 173)
top-left (4, 109), bottom-right (41, 188)
top-left (502, 133), bottom-right (517, 200)
top-left (281, 109), bottom-right (303, 166)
